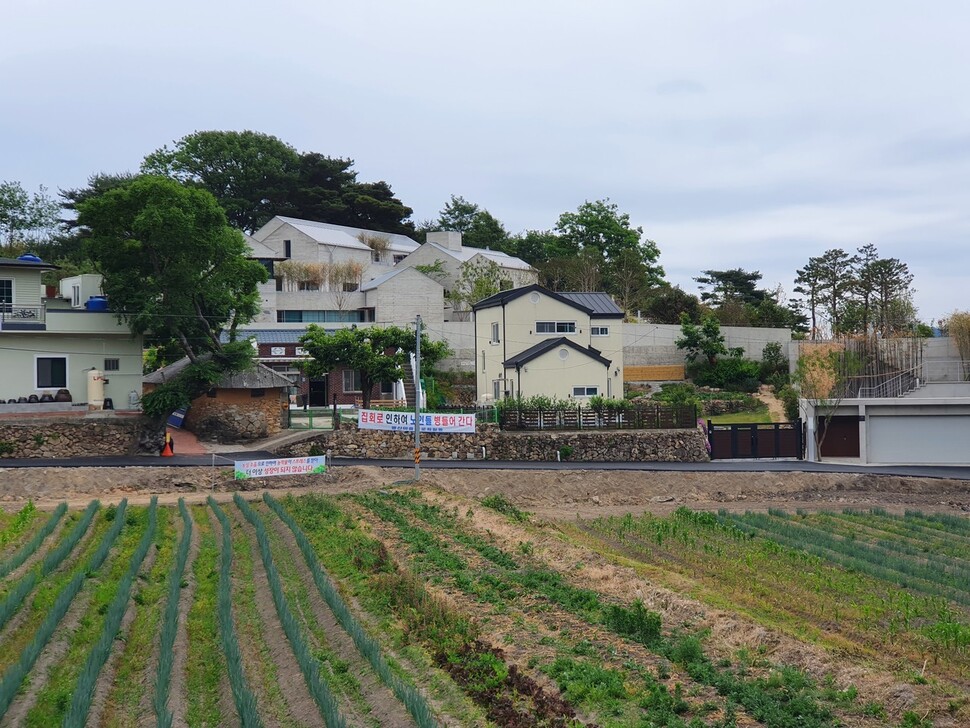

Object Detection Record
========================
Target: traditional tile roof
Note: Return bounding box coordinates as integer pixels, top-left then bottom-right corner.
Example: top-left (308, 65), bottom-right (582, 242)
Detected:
top-left (143, 357), bottom-right (293, 389)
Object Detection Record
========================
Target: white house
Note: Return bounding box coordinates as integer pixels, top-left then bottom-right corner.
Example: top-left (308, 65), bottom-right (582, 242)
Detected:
top-left (0, 257), bottom-right (143, 411)
top-left (396, 231), bottom-right (538, 320)
top-left (472, 284), bottom-right (624, 402)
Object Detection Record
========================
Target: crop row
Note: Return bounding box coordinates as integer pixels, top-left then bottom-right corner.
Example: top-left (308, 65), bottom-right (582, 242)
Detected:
top-left (0, 499), bottom-right (129, 720)
top-left (0, 501), bottom-right (38, 550)
top-left (357, 491), bottom-right (843, 728)
top-left (0, 502), bottom-right (66, 579)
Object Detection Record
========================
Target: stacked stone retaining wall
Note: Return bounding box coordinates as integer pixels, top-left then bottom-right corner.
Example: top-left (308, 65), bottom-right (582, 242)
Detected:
top-left (277, 423), bottom-right (709, 463)
top-left (0, 416), bottom-right (143, 458)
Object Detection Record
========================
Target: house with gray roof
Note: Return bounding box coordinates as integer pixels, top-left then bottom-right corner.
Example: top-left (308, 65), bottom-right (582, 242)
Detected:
top-left (472, 283), bottom-right (624, 403)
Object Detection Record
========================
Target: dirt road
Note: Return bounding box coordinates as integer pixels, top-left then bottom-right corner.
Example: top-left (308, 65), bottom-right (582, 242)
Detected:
top-left (2, 464), bottom-right (968, 518)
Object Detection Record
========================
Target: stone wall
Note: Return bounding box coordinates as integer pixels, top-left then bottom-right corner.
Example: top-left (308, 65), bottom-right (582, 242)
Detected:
top-left (186, 388), bottom-right (288, 443)
top-left (277, 423), bottom-right (709, 463)
top-left (0, 415), bottom-right (142, 458)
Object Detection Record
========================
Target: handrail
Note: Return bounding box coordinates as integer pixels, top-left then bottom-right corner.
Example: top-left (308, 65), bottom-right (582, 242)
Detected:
top-left (857, 368), bottom-right (919, 398)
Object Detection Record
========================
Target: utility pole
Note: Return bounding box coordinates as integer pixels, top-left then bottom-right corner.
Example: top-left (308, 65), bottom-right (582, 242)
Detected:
top-left (414, 314), bottom-right (422, 480)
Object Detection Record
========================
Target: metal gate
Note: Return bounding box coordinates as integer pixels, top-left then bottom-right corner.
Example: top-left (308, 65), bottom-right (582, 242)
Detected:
top-left (708, 420), bottom-right (803, 460)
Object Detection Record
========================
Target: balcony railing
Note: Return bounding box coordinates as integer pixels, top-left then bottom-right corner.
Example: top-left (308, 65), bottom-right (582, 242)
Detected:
top-left (0, 304), bottom-right (45, 328)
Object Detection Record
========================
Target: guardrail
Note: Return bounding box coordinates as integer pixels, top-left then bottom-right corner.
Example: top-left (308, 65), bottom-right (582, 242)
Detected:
top-left (498, 403), bottom-right (697, 431)
top-left (0, 305), bottom-right (45, 326)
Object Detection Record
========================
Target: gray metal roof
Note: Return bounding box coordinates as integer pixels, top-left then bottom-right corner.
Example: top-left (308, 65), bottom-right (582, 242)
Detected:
top-left (273, 217), bottom-right (420, 253)
top-left (222, 329), bottom-right (335, 344)
top-left (144, 357), bottom-right (292, 389)
top-left (559, 292), bottom-right (624, 317)
top-left (503, 337), bottom-right (612, 368)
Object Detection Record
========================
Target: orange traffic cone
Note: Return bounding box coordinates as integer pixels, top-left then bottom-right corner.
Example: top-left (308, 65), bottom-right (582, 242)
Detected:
top-left (161, 434), bottom-right (174, 457)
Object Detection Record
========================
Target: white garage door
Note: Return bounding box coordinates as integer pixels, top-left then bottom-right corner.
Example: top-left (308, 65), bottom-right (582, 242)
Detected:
top-left (868, 415), bottom-right (970, 465)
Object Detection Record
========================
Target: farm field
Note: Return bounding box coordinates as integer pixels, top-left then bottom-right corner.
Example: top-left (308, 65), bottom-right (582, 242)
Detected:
top-left (0, 470), bottom-right (967, 727)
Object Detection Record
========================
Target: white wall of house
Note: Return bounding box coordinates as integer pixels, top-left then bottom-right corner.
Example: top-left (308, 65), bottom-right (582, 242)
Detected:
top-left (0, 268), bottom-right (42, 310)
top-left (498, 345), bottom-right (616, 402)
top-left (0, 333), bottom-right (144, 410)
top-left (365, 269), bottom-right (444, 328)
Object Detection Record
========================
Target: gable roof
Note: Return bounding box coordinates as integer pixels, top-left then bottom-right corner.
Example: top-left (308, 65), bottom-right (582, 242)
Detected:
top-left (472, 284), bottom-right (595, 314)
top-left (360, 266), bottom-right (443, 292)
top-left (272, 217), bottom-right (420, 254)
top-left (222, 329), bottom-right (334, 344)
top-left (417, 242), bottom-right (534, 271)
top-left (243, 233), bottom-right (284, 260)
top-left (503, 337), bottom-right (612, 368)
top-left (558, 292), bottom-right (624, 318)
top-left (143, 358), bottom-right (293, 389)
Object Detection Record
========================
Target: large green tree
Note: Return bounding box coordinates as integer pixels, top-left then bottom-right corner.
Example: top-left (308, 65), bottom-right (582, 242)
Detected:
top-left (553, 199), bottom-right (664, 305)
top-left (0, 180), bottom-right (60, 253)
top-left (694, 268), bottom-right (767, 307)
top-left (143, 130), bottom-right (414, 235)
top-left (78, 175), bottom-right (268, 422)
top-left (299, 325), bottom-right (449, 409)
top-left (142, 130), bottom-right (299, 233)
top-left (434, 195), bottom-right (510, 250)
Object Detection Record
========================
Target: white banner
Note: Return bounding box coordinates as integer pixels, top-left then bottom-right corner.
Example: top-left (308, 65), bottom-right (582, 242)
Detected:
top-left (234, 456), bottom-right (327, 479)
top-left (358, 409), bottom-right (476, 433)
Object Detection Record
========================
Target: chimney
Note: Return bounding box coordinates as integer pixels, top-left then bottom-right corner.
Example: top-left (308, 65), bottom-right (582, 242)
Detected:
top-left (425, 231), bottom-right (463, 252)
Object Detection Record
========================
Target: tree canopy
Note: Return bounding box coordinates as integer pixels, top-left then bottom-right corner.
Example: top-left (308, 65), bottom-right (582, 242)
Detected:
top-left (431, 195), bottom-right (511, 250)
top-left (78, 175), bottom-right (268, 418)
top-left (0, 180), bottom-right (59, 253)
top-left (299, 325), bottom-right (450, 409)
top-left (142, 130), bottom-right (414, 235)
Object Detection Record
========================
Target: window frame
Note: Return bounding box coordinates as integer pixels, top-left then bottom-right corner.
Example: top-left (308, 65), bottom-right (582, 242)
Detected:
top-left (591, 325), bottom-right (610, 337)
top-left (536, 321), bottom-right (576, 335)
top-left (0, 279), bottom-right (12, 312)
top-left (35, 355), bottom-right (68, 389)
top-left (490, 322), bottom-right (500, 344)
top-left (103, 358), bottom-right (120, 372)
top-left (342, 369), bottom-right (362, 393)
top-left (572, 385), bottom-right (599, 397)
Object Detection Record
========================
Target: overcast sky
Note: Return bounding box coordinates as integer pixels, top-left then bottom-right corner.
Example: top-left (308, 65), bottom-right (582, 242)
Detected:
top-left (3, 1), bottom-right (968, 324)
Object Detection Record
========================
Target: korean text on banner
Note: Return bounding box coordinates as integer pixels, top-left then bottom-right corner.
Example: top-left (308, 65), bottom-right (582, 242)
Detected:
top-left (357, 409), bottom-right (476, 433)
top-left (234, 455), bottom-right (327, 480)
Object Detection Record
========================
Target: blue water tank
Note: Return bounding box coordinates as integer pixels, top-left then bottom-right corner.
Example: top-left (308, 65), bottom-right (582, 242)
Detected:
top-left (17, 253), bottom-right (43, 263)
top-left (85, 296), bottom-right (109, 311)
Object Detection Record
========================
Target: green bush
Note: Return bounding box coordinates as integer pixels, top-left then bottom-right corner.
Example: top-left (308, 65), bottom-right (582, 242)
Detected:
top-left (778, 385), bottom-right (800, 422)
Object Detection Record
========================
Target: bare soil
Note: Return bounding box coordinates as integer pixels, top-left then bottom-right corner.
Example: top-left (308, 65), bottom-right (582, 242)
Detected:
top-left (3, 465), bottom-right (969, 519)
top-left (167, 509), bottom-right (199, 728)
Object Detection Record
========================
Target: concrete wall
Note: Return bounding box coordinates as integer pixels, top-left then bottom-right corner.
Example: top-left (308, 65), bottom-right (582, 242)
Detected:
top-left (277, 422), bottom-right (709, 463)
top-left (624, 323), bottom-right (791, 367)
top-left (367, 268), bottom-right (444, 328)
top-left (0, 333), bottom-right (143, 410)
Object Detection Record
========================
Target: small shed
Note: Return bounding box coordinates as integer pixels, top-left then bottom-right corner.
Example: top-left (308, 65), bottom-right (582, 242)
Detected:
top-left (144, 359), bottom-right (292, 442)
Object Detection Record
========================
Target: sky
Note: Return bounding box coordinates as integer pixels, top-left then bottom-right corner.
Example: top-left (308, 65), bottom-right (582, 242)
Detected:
top-left (3, 0), bottom-right (969, 324)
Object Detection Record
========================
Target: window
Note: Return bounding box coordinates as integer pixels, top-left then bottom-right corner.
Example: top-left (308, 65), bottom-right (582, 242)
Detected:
top-left (572, 386), bottom-right (599, 397)
top-left (591, 326), bottom-right (610, 337)
top-left (490, 322), bottom-right (500, 344)
top-left (342, 369), bottom-right (362, 393)
top-left (250, 388), bottom-right (266, 398)
top-left (283, 239), bottom-right (292, 258)
top-left (36, 356), bottom-right (67, 389)
top-left (298, 281), bottom-right (319, 291)
top-left (342, 282), bottom-right (359, 292)
top-left (536, 321), bottom-right (576, 334)
top-left (277, 310), bottom-right (366, 323)
top-left (103, 358), bottom-right (120, 372)
top-left (380, 380), bottom-right (394, 395)
top-left (371, 250), bottom-right (382, 263)
top-left (393, 254), bottom-right (406, 264)
top-left (0, 279), bottom-right (11, 312)
top-left (71, 285), bottom-right (81, 307)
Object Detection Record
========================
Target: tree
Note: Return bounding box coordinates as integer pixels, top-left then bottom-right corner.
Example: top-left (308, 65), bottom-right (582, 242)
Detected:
top-left (694, 268), bottom-right (766, 307)
top-left (435, 195), bottom-right (510, 250)
top-left (641, 285), bottom-right (701, 324)
top-left (794, 256), bottom-right (825, 339)
top-left (0, 180), bottom-right (60, 253)
top-left (507, 229), bottom-right (561, 267)
top-left (142, 130), bottom-right (300, 233)
top-left (299, 325), bottom-right (450, 409)
top-left (676, 313), bottom-right (727, 366)
top-left (554, 199), bottom-right (664, 289)
top-left (793, 342), bottom-right (854, 460)
top-left (449, 258), bottom-right (512, 320)
top-left (78, 175), bottom-right (268, 424)
top-left (815, 248), bottom-right (858, 336)
top-left (869, 257), bottom-right (914, 335)
top-left (52, 173), bottom-right (136, 266)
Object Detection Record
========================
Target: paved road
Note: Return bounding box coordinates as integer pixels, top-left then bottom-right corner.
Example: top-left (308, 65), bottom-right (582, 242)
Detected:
top-left (2, 453), bottom-right (970, 480)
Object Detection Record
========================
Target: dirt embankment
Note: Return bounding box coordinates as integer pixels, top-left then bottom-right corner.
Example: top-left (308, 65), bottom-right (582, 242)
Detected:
top-left (1, 465), bottom-right (968, 519)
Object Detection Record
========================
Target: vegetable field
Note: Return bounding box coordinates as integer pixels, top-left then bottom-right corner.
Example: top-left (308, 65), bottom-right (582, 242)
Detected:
top-left (0, 490), bottom-right (967, 727)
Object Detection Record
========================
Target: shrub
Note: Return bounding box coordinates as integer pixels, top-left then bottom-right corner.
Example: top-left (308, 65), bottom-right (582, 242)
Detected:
top-left (778, 385), bottom-right (800, 421)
